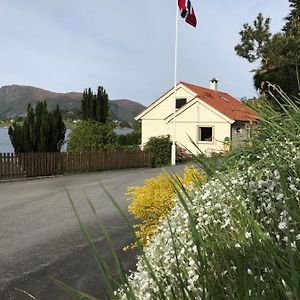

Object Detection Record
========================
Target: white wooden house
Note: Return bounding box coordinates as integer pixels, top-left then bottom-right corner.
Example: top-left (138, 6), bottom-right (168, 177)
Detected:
top-left (135, 80), bottom-right (256, 154)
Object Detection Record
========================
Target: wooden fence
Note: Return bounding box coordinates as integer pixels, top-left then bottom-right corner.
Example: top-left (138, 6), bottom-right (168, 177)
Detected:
top-left (0, 150), bottom-right (151, 180)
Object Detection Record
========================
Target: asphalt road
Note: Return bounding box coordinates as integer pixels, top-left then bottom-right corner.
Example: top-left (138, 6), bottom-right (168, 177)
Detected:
top-left (0, 165), bottom-right (187, 300)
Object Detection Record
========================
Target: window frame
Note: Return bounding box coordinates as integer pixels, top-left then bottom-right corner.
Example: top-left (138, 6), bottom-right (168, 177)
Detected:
top-left (176, 98), bottom-right (187, 109)
top-left (197, 125), bottom-right (214, 144)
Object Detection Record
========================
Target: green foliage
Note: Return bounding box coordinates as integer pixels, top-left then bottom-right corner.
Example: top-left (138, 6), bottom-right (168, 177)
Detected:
top-left (75, 86), bottom-right (116, 152)
top-left (67, 120), bottom-right (117, 152)
top-left (8, 101), bottom-right (66, 152)
top-left (144, 135), bottom-right (172, 167)
top-left (283, 0), bottom-right (300, 33)
top-left (131, 120), bottom-right (141, 132)
top-left (254, 29), bottom-right (300, 97)
top-left (235, 12), bottom-right (271, 63)
top-left (81, 86), bottom-right (110, 123)
top-left (117, 121), bottom-right (141, 150)
top-left (235, 2), bottom-right (300, 101)
top-left (117, 131), bottom-right (141, 149)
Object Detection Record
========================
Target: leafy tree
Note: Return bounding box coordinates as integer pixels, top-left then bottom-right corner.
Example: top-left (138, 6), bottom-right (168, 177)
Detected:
top-left (117, 131), bottom-right (141, 149)
top-left (235, 2), bottom-right (300, 101)
top-left (8, 101), bottom-right (66, 153)
top-left (132, 120), bottom-right (141, 132)
top-left (115, 120), bottom-right (141, 150)
top-left (144, 135), bottom-right (172, 167)
top-left (67, 120), bottom-right (117, 152)
top-left (81, 86), bottom-right (110, 123)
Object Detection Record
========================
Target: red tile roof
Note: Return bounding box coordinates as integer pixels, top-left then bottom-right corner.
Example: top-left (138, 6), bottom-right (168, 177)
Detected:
top-left (180, 81), bottom-right (256, 122)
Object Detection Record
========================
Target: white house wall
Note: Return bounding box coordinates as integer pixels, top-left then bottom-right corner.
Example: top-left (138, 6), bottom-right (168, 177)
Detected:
top-left (166, 101), bottom-right (231, 154)
top-left (141, 119), bottom-right (169, 147)
top-left (141, 87), bottom-right (195, 120)
top-left (167, 122), bottom-right (231, 154)
top-left (140, 86), bottom-right (232, 154)
top-left (140, 86), bottom-right (195, 147)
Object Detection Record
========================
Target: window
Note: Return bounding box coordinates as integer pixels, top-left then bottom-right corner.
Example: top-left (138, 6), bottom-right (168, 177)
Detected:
top-left (176, 98), bottom-right (187, 109)
top-left (199, 126), bottom-right (213, 142)
top-left (235, 127), bottom-right (242, 134)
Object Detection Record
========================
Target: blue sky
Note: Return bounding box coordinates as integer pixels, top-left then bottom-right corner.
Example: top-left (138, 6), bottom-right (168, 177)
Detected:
top-left (0, 1), bottom-right (290, 105)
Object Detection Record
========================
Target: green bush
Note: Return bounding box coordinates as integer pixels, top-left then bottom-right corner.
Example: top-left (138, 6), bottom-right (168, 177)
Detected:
top-left (144, 135), bottom-right (172, 167)
top-left (67, 120), bottom-right (117, 152)
top-left (117, 130), bottom-right (141, 149)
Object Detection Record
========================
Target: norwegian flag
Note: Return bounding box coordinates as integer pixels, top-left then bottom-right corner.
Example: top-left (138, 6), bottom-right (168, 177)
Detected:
top-left (178, 0), bottom-right (197, 27)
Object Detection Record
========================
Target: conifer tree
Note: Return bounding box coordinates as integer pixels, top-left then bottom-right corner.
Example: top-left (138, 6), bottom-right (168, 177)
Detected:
top-left (235, 2), bottom-right (300, 101)
top-left (8, 101), bottom-right (66, 153)
top-left (81, 89), bottom-right (88, 120)
top-left (283, 0), bottom-right (300, 33)
top-left (97, 86), bottom-right (109, 123)
top-left (81, 86), bottom-right (110, 123)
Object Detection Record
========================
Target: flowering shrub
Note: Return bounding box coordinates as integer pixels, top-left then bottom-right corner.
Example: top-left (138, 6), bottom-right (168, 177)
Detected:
top-left (176, 145), bottom-right (191, 163)
top-left (115, 88), bottom-right (300, 299)
top-left (181, 165), bottom-right (206, 188)
top-left (127, 172), bottom-right (175, 248)
top-left (126, 167), bottom-right (206, 249)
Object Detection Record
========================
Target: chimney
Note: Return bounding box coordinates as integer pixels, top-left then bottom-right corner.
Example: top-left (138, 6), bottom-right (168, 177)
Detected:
top-left (209, 78), bottom-right (218, 91)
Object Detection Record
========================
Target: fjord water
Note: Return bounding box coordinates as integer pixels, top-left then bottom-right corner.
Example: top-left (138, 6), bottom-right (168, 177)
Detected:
top-left (0, 128), bottom-right (72, 153)
top-left (0, 128), bottom-right (134, 153)
top-left (0, 128), bottom-right (12, 153)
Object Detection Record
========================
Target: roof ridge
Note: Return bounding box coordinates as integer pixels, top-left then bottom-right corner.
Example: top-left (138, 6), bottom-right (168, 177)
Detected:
top-left (180, 81), bottom-right (228, 95)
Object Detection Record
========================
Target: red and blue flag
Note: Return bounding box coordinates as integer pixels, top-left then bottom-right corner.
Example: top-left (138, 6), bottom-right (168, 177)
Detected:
top-left (178, 0), bottom-right (197, 27)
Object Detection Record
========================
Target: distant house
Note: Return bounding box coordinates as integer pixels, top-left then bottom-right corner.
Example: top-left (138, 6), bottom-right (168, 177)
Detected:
top-left (135, 79), bottom-right (256, 155)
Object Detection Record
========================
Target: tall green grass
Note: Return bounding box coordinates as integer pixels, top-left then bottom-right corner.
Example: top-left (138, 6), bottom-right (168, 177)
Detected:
top-left (57, 85), bottom-right (300, 299)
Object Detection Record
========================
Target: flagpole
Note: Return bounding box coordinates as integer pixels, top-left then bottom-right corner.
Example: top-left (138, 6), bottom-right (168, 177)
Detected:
top-left (171, 3), bottom-right (179, 166)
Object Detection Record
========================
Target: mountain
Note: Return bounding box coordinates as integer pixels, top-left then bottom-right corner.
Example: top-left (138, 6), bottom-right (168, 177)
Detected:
top-left (110, 99), bottom-right (146, 123)
top-left (0, 85), bottom-right (146, 122)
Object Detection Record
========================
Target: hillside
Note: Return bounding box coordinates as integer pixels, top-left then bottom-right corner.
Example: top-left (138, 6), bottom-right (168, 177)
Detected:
top-left (0, 85), bottom-right (145, 122)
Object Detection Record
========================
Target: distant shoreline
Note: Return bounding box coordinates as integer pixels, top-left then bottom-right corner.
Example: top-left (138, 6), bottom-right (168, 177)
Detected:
top-left (0, 120), bottom-right (76, 130)
top-left (0, 127), bottom-right (134, 153)
top-left (0, 122), bottom-right (12, 128)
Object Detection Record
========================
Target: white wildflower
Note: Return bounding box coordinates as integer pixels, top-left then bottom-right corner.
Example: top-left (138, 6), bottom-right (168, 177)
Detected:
top-left (245, 232), bottom-right (252, 239)
top-left (291, 241), bottom-right (296, 251)
top-left (278, 222), bottom-right (287, 230)
top-left (221, 218), bottom-right (230, 229)
top-left (276, 193), bottom-right (284, 201)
